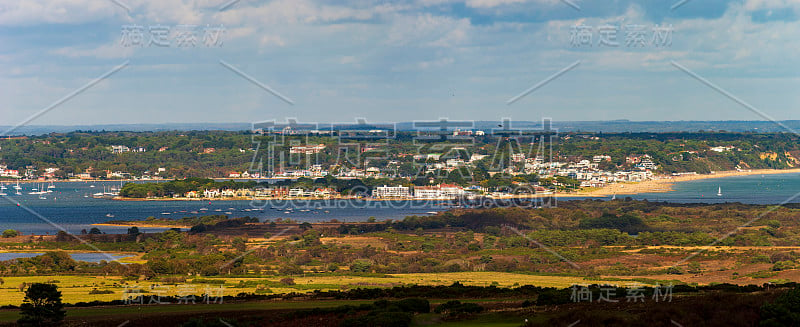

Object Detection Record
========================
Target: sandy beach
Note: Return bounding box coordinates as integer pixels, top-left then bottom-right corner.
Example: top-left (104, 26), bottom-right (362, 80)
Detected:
top-left (572, 168), bottom-right (800, 197)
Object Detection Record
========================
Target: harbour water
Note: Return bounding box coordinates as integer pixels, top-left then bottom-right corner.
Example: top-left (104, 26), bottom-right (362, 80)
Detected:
top-left (1, 173), bottom-right (799, 234)
top-left (0, 181), bottom-right (441, 234)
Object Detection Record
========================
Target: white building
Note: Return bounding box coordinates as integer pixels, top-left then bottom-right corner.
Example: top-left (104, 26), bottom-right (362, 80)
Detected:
top-left (111, 145), bottom-right (130, 154)
top-left (413, 184), bottom-right (465, 199)
top-left (372, 185), bottom-right (410, 198)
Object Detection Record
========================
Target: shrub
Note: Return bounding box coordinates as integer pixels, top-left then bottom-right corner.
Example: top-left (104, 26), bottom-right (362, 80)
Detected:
top-left (760, 286), bottom-right (800, 326)
top-left (434, 300), bottom-right (484, 315)
top-left (88, 288), bottom-right (114, 294)
top-left (2, 229), bottom-right (19, 238)
top-left (666, 266), bottom-right (684, 275)
top-left (397, 298), bottom-right (430, 313)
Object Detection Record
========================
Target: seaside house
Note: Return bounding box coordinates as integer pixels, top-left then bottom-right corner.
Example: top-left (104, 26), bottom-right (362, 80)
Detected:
top-left (372, 185), bottom-right (410, 198)
top-left (203, 189), bottom-right (221, 198)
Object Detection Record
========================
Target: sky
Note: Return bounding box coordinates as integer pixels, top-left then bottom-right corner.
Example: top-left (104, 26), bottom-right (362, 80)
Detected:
top-left (0, 0), bottom-right (798, 126)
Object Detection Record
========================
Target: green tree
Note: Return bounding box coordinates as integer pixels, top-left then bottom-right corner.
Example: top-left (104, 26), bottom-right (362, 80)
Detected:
top-left (760, 286), bottom-right (800, 326)
top-left (2, 229), bottom-right (19, 238)
top-left (17, 283), bottom-right (66, 327)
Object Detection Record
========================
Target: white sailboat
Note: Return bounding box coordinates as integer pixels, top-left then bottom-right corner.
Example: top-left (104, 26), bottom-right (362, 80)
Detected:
top-left (13, 181), bottom-right (21, 190)
top-left (0, 184), bottom-right (6, 190)
top-left (717, 186), bottom-right (722, 196)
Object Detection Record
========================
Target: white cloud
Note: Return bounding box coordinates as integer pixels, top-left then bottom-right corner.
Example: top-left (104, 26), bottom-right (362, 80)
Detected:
top-left (465, 0), bottom-right (559, 9)
top-left (0, 0), bottom-right (124, 26)
top-left (52, 42), bottom-right (133, 59)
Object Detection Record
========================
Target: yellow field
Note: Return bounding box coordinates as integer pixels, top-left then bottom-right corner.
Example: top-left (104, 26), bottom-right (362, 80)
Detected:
top-left (0, 272), bottom-right (625, 306)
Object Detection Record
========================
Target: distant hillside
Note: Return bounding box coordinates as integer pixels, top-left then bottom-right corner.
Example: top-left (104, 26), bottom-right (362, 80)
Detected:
top-left (2, 120), bottom-right (800, 136)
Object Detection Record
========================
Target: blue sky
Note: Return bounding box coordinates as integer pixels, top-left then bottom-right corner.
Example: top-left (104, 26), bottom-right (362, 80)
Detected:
top-left (0, 0), bottom-right (798, 125)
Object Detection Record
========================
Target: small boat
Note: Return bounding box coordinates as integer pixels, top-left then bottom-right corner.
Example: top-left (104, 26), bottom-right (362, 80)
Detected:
top-left (13, 181), bottom-right (21, 190)
top-left (0, 192), bottom-right (7, 196)
top-left (199, 208), bottom-right (208, 211)
top-left (90, 185), bottom-right (96, 188)
top-left (717, 186), bottom-right (722, 196)
top-left (161, 212), bottom-right (171, 215)
top-left (47, 182), bottom-right (55, 189)
top-left (15, 191), bottom-right (22, 195)
top-left (0, 184), bottom-right (6, 190)
top-left (39, 195), bottom-right (47, 200)
top-left (105, 213), bottom-right (114, 218)
top-left (224, 211), bottom-right (233, 214)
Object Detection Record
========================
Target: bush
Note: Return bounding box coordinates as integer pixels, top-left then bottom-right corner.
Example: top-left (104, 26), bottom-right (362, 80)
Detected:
top-left (578, 213), bottom-right (649, 234)
top-left (772, 261), bottom-right (795, 271)
top-left (760, 286), bottom-right (800, 326)
top-left (2, 229), bottom-right (19, 238)
top-left (666, 266), bottom-right (684, 275)
top-left (350, 259), bottom-right (373, 273)
top-left (279, 278), bottom-right (295, 286)
top-left (397, 298), bottom-right (430, 313)
top-left (88, 288), bottom-right (114, 294)
top-left (434, 300), bottom-right (484, 315)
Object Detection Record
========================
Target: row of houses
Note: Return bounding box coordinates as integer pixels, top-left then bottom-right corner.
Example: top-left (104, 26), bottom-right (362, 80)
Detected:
top-left (372, 184), bottom-right (470, 199)
top-left (183, 187), bottom-right (339, 198)
top-left (0, 166), bottom-right (20, 178)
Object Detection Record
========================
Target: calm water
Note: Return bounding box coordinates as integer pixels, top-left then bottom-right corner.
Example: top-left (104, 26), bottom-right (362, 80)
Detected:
top-left (0, 181), bottom-right (441, 234)
top-left (1, 175), bottom-right (799, 234)
top-left (628, 172), bottom-right (800, 203)
top-left (0, 252), bottom-right (132, 263)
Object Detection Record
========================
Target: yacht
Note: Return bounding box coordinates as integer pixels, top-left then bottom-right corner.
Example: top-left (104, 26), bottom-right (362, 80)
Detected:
top-left (47, 182), bottom-right (55, 189)
top-left (717, 186), bottom-right (722, 196)
top-left (13, 181), bottom-right (21, 190)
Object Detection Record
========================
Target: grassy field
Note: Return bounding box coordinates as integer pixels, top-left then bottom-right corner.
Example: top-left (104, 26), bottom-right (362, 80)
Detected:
top-left (0, 272), bottom-right (628, 306)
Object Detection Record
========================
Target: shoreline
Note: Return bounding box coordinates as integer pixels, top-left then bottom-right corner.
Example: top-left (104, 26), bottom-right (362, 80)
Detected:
top-left (91, 222), bottom-right (191, 228)
top-left (572, 168), bottom-right (800, 197)
top-left (108, 168), bottom-right (800, 201)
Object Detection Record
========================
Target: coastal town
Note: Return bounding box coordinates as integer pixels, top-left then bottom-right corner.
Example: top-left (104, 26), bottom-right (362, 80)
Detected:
top-left (1, 131), bottom-right (785, 201)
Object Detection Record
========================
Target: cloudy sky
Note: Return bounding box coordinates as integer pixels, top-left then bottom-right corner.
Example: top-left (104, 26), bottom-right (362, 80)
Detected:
top-left (0, 0), bottom-right (798, 125)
